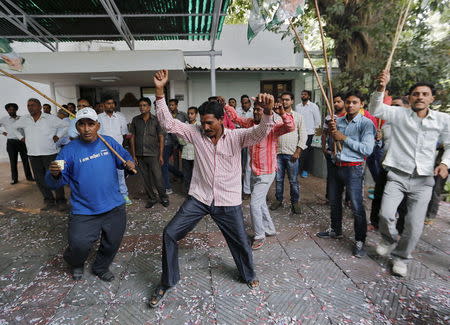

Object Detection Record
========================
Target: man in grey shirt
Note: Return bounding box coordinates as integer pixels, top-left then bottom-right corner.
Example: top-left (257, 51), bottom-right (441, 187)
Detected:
top-left (370, 70), bottom-right (449, 277)
top-left (130, 97), bottom-right (169, 208)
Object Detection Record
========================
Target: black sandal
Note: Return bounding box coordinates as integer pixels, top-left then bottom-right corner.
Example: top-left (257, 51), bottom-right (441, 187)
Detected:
top-left (93, 270), bottom-right (115, 282)
top-left (149, 285), bottom-right (170, 308)
top-left (247, 279), bottom-right (260, 289)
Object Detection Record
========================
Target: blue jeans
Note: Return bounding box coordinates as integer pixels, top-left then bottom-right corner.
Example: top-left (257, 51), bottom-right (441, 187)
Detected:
top-left (275, 154), bottom-right (300, 203)
top-left (329, 164), bottom-right (366, 242)
top-left (162, 144), bottom-right (183, 190)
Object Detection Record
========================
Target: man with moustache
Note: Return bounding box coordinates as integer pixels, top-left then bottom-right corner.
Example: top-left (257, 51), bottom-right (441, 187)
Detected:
top-left (371, 71), bottom-right (450, 277)
top-left (46, 107), bottom-right (135, 282)
top-left (149, 69), bottom-right (276, 308)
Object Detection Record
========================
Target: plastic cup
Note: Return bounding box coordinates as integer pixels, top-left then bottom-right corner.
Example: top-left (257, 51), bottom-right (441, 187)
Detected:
top-left (55, 160), bottom-right (65, 171)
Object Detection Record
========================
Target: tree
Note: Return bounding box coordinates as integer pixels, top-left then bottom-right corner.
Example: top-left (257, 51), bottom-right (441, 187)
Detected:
top-left (226, 0), bottom-right (450, 109)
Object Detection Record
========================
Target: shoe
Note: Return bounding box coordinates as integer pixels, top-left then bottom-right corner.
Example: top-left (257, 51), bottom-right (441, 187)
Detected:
top-left (424, 218), bottom-right (434, 225)
top-left (252, 238), bottom-right (265, 250)
top-left (367, 224), bottom-right (377, 231)
top-left (149, 285), bottom-right (171, 308)
top-left (353, 241), bottom-right (366, 258)
top-left (70, 266), bottom-right (84, 281)
top-left (165, 189), bottom-right (173, 195)
top-left (368, 193), bottom-right (375, 200)
top-left (375, 240), bottom-right (396, 256)
top-left (368, 187), bottom-right (375, 194)
top-left (146, 200), bottom-right (157, 209)
top-left (93, 270), bottom-right (115, 282)
top-left (40, 202), bottom-right (56, 212)
top-left (301, 171), bottom-right (309, 178)
top-left (392, 259), bottom-right (407, 277)
top-left (26, 177), bottom-right (35, 182)
top-left (316, 228), bottom-right (343, 239)
top-left (123, 195), bottom-right (132, 206)
top-left (56, 202), bottom-right (69, 212)
top-left (10, 180), bottom-right (18, 185)
top-left (291, 202), bottom-right (302, 214)
top-left (270, 200), bottom-right (282, 211)
top-left (242, 193), bottom-right (251, 200)
top-left (161, 199), bottom-right (170, 207)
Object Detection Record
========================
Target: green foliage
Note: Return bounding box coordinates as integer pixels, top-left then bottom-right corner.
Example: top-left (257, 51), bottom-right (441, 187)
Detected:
top-left (225, 0), bottom-right (449, 110)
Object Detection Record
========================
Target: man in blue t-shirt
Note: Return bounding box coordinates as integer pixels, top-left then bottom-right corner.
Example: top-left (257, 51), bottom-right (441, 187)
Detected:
top-left (46, 107), bottom-right (135, 282)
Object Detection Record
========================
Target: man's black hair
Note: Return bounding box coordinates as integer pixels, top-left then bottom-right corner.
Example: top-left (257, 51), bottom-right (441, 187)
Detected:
top-left (281, 91), bottom-right (295, 100)
top-left (67, 102), bottom-right (76, 107)
top-left (229, 97), bottom-right (236, 102)
top-left (102, 96), bottom-right (116, 105)
top-left (408, 82), bottom-right (435, 96)
top-left (5, 103), bottom-right (18, 110)
top-left (138, 97), bottom-right (152, 106)
top-left (240, 94), bottom-right (250, 102)
top-left (187, 106), bottom-right (198, 113)
top-left (344, 90), bottom-right (365, 102)
top-left (169, 98), bottom-right (179, 105)
top-left (392, 96), bottom-right (410, 105)
top-left (28, 98), bottom-right (41, 106)
top-left (301, 90), bottom-right (312, 98)
top-left (198, 101), bottom-right (224, 119)
top-left (77, 98), bottom-right (91, 105)
top-left (208, 96), bottom-right (218, 102)
top-left (43, 103), bottom-right (51, 108)
top-left (333, 92), bottom-right (344, 100)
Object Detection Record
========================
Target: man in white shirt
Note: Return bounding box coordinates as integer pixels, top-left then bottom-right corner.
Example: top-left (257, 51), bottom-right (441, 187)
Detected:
top-left (0, 103), bottom-right (34, 184)
top-left (237, 95), bottom-right (254, 199)
top-left (371, 70), bottom-right (450, 277)
top-left (97, 96), bottom-right (131, 205)
top-left (12, 98), bottom-right (68, 211)
top-left (295, 90), bottom-right (321, 178)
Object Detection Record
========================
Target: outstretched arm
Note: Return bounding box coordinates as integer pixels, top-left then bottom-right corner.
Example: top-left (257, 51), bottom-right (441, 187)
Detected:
top-left (223, 105), bottom-right (255, 128)
top-left (153, 70), bottom-right (197, 143)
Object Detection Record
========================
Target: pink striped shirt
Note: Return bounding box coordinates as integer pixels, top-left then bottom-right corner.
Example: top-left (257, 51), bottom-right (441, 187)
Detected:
top-left (155, 98), bottom-right (274, 206)
top-left (224, 105), bottom-right (295, 176)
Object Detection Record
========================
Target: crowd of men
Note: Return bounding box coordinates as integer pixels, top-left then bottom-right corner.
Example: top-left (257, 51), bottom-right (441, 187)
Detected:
top-left (0, 69), bottom-right (448, 308)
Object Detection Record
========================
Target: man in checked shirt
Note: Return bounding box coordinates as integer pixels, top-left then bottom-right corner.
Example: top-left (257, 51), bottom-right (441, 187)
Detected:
top-left (149, 70), bottom-right (275, 308)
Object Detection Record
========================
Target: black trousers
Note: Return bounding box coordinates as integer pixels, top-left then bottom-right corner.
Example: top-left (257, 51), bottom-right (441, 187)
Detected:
top-left (29, 154), bottom-right (65, 203)
top-left (300, 134), bottom-right (314, 173)
top-left (6, 139), bottom-right (33, 182)
top-left (63, 204), bottom-right (126, 274)
top-left (161, 196), bottom-right (255, 287)
top-left (137, 156), bottom-right (168, 202)
top-left (181, 159), bottom-right (194, 194)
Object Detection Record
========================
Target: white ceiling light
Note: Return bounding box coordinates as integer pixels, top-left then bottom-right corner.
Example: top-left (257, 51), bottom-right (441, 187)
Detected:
top-left (90, 76), bottom-right (121, 82)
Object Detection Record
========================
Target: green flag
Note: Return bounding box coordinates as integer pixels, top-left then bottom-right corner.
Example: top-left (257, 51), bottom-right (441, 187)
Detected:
top-left (248, 0), bottom-right (305, 42)
top-left (0, 38), bottom-right (25, 71)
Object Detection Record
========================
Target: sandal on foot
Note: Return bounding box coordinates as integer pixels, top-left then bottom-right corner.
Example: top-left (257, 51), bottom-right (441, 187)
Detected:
top-left (247, 279), bottom-right (260, 289)
top-left (149, 285), bottom-right (170, 308)
top-left (93, 270), bottom-right (115, 282)
top-left (252, 239), bottom-right (265, 250)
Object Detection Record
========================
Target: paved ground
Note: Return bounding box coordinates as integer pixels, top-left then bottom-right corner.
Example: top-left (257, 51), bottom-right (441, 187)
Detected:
top-left (0, 162), bottom-right (449, 324)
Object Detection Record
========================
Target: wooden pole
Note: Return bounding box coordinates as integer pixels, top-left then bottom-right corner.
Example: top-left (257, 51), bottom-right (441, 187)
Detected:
top-left (0, 68), bottom-right (137, 174)
top-left (313, 0), bottom-right (334, 116)
top-left (385, 0), bottom-right (412, 71)
top-left (289, 21), bottom-right (333, 116)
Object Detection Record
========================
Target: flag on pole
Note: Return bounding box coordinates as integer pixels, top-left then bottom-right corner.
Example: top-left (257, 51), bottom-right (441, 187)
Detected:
top-left (0, 38), bottom-right (25, 71)
top-left (247, 0), bottom-right (305, 42)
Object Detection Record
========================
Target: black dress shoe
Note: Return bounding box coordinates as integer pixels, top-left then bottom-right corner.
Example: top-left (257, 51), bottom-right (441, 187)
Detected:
top-left (146, 200), bottom-right (157, 209)
top-left (93, 270), bottom-right (115, 282)
top-left (161, 199), bottom-right (170, 207)
top-left (10, 180), bottom-right (18, 185)
top-left (26, 177), bottom-right (35, 182)
top-left (71, 266), bottom-right (84, 281)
